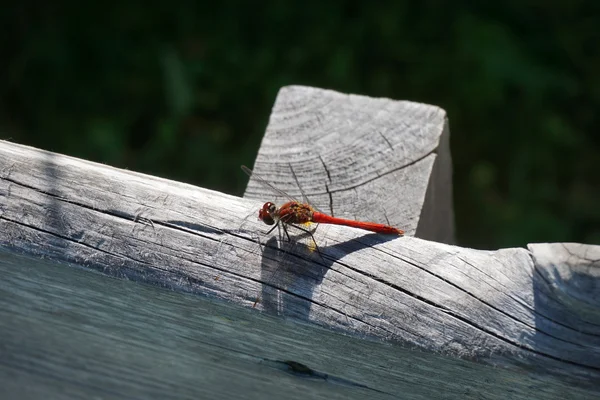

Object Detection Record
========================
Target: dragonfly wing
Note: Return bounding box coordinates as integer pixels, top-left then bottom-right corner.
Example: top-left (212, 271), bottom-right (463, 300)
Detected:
top-left (241, 165), bottom-right (297, 203)
top-left (241, 164), bottom-right (326, 214)
top-left (287, 163), bottom-right (327, 214)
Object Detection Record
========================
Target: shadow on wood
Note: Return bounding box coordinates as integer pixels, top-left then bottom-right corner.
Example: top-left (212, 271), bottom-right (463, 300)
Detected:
top-left (255, 231), bottom-right (399, 318)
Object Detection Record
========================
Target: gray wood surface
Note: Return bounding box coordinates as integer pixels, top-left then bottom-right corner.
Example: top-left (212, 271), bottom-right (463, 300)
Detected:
top-left (243, 86), bottom-right (454, 244)
top-left (1, 248), bottom-right (593, 400)
top-left (0, 139), bottom-right (599, 398)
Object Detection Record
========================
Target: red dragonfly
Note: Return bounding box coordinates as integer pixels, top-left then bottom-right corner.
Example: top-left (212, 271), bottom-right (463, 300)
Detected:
top-left (241, 165), bottom-right (404, 241)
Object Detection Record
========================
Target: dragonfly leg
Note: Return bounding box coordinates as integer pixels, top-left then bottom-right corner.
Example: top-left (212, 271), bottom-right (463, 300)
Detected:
top-left (265, 221), bottom-right (280, 236)
top-left (277, 214), bottom-right (295, 242)
top-left (279, 215), bottom-right (324, 261)
top-left (280, 222), bottom-right (292, 242)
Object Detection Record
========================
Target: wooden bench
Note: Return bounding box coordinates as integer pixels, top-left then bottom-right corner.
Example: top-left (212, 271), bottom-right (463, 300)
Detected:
top-left (1, 86), bottom-right (598, 399)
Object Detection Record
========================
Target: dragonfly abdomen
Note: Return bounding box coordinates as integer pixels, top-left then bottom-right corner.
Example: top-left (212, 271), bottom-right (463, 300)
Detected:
top-left (312, 212), bottom-right (404, 235)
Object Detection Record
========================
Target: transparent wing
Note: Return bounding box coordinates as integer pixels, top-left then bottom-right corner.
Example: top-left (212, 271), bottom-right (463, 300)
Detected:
top-left (241, 165), bottom-right (297, 203)
top-left (241, 164), bottom-right (325, 214)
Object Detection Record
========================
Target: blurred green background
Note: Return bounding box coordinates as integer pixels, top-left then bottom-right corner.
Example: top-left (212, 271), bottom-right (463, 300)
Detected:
top-left (2, 2), bottom-right (598, 249)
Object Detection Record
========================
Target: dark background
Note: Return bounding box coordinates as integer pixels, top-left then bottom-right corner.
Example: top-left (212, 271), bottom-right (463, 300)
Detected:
top-left (2, 2), bottom-right (598, 249)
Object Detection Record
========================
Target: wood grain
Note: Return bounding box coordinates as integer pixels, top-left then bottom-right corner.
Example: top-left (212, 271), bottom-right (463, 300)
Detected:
top-left (243, 86), bottom-right (454, 243)
top-left (1, 140), bottom-right (599, 398)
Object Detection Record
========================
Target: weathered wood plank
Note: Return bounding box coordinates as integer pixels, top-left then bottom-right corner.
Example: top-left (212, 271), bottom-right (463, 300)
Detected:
top-left (0, 140), bottom-right (599, 398)
top-left (4, 248), bottom-right (594, 400)
top-left (243, 86), bottom-right (454, 244)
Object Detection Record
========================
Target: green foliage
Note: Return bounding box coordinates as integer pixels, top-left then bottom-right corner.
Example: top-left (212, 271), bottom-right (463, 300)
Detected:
top-left (1, 2), bottom-right (598, 248)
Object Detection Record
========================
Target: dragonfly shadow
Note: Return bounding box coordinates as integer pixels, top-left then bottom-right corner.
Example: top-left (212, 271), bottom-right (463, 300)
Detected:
top-left (257, 231), bottom-right (401, 320)
top-left (258, 236), bottom-right (327, 317)
top-left (324, 232), bottom-right (400, 260)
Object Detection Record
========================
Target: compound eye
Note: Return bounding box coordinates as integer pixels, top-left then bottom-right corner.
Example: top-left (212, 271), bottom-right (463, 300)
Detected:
top-left (258, 202), bottom-right (276, 226)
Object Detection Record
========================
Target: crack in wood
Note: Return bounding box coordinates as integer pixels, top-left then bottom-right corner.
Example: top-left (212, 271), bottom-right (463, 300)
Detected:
top-left (313, 149), bottom-right (438, 197)
top-left (324, 182), bottom-right (334, 217)
top-left (318, 154), bottom-right (331, 183)
top-left (378, 130), bottom-right (395, 152)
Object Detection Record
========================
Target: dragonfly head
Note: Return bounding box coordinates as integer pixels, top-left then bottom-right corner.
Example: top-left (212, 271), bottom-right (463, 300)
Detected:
top-left (258, 202), bottom-right (277, 225)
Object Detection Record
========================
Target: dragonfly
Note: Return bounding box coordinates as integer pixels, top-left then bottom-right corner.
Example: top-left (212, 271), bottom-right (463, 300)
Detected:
top-left (240, 164), bottom-right (403, 308)
top-left (241, 165), bottom-right (404, 246)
